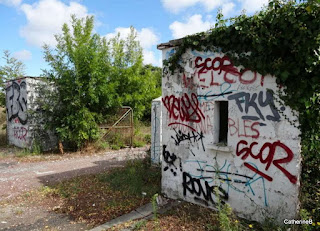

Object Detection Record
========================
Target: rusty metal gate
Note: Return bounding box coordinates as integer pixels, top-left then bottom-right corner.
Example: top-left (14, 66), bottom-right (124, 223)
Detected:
top-left (99, 106), bottom-right (134, 147)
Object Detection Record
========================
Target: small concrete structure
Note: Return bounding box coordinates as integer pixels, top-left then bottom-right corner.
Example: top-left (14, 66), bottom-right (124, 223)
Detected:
top-left (151, 97), bottom-right (162, 164)
top-left (5, 77), bottom-right (57, 150)
top-left (157, 40), bottom-right (301, 223)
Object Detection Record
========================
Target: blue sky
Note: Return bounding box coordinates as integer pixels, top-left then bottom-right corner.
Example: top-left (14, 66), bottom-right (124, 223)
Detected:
top-left (0, 0), bottom-right (268, 76)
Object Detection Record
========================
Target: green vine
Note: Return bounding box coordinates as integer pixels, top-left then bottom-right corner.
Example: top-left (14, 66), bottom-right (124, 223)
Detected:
top-left (166, 0), bottom-right (320, 222)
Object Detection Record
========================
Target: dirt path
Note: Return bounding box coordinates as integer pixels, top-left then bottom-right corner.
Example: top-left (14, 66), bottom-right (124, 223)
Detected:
top-left (0, 147), bottom-right (149, 231)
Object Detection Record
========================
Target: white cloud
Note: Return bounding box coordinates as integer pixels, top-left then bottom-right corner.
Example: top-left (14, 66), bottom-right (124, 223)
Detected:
top-left (201, 0), bottom-right (224, 11)
top-left (13, 49), bottom-right (32, 61)
top-left (105, 27), bottom-right (131, 41)
top-left (241, 0), bottom-right (268, 14)
top-left (105, 27), bottom-right (160, 66)
top-left (222, 2), bottom-right (235, 16)
top-left (20, 0), bottom-right (89, 47)
top-left (139, 28), bottom-right (159, 49)
top-left (169, 14), bottom-right (212, 39)
top-left (0, 0), bottom-right (21, 7)
top-left (158, 56), bottom-right (163, 68)
top-left (161, 0), bottom-right (224, 13)
top-left (143, 50), bottom-right (159, 66)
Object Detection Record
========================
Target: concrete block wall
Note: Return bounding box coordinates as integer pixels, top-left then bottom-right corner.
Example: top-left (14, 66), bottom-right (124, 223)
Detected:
top-left (151, 97), bottom-right (162, 164)
top-left (6, 77), bottom-right (57, 150)
top-left (159, 48), bottom-right (301, 223)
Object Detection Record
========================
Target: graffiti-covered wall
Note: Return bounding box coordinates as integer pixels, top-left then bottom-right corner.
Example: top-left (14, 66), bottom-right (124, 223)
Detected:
top-left (159, 47), bottom-right (301, 223)
top-left (6, 77), bottom-right (57, 150)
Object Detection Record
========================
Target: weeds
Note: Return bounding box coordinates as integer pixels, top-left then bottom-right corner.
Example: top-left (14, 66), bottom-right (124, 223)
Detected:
top-left (31, 140), bottom-right (42, 155)
top-left (40, 158), bottom-right (161, 226)
top-left (152, 193), bottom-right (159, 220)
top-left (94, 140), bottom-right (109, 150)
top-left (151, 193), bottom-right (160, 231)
top-left (99, 159), bottom-right (160, 197)
top-left (300, 209), bottom-right (313, 231)
top-left (133, 220), bottom-right (147, 230)
top-left (16, 149), bottom-right (38, 157)
top-left (144, 134), bottom-right (151, 144)
top-left (40, 186), bottom-right (58, 197)
top-left (133, 140), bottom-right (145, 148)
top-left (214, 188), bottom-right (239, 231)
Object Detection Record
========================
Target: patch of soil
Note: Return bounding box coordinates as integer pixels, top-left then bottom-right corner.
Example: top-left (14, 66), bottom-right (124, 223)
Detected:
top-left (0, 192), bottom-right (90, 231)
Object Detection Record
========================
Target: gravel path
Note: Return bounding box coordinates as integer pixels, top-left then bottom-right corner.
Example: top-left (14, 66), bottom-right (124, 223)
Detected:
top-left (0, 147), bottom-right (149, 230)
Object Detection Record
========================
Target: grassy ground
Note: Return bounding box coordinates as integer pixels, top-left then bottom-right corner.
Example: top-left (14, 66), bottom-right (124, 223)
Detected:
top-left (39, 158), bottom-right (161, 226)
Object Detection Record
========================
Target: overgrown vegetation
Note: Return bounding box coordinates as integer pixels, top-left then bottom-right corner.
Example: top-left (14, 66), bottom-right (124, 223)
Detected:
top-left (94, 121), bottom-right (151, 151)
top-left (41, 15), bottom-right (160, 149)
top-left (165, 0), bottom-right (320, 223)
top-left (0, 50), bottom-right (26, 106)
top-left (41, 158), bottom-right (161, 226)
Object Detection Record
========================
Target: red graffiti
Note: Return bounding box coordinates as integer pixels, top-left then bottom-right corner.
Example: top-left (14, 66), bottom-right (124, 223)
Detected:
top-left (183, 74), bottom-right (194, 89)
top-left (168, 122), bottom-right (196, 132)
top-left (162, 93), bottom-right (205, 124)
top-left (194, 115), bottom-right (213, 134)
top-left (244, 162), bottom-right (273, 181)
top-left (195, 56), bottom-right (263, 86)
top-left (228, 118), bottom-right (260, 139)
top-left (236, 140), bottom-right (297, 184)
top-left (168, 114), bottom-right (213, 135)
top-left (13, 126), bottom-right (28, 141)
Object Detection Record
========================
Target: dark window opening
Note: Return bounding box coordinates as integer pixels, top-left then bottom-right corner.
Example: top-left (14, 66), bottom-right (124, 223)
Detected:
top-left (219, 101), bottom-right (228, 143)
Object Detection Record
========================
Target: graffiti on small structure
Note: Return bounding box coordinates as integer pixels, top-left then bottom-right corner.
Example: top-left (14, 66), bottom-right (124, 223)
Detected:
top-left (6, 80), bottom-right (28, 125)
top-left (160, 48), bottom-right (301, 222)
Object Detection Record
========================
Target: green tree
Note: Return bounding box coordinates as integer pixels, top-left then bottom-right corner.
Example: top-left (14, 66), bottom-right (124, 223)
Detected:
top-left (42, 16), bottom-right (161, 149)
top-left (0, 50), bottom-right (26, 106)
top-left (0, 50), bottom-right (26, 81)
top-left (43, 15), bottom-right (118, 149)
top-left (108, 28), bottom-right (161, 119)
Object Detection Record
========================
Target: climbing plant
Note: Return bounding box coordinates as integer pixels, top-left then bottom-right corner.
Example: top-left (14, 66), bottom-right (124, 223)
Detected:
top-left (166, 0), bottom-right (320, 222)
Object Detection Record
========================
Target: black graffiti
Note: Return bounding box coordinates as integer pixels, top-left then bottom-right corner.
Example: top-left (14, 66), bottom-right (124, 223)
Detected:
top-left (227, 91), bottom-right (283, 122)
top-left (171, 129), bottom-right (205, 151)
top-left (6, 81), bottom-right (28, 125)
top-left (182, 172), bottom-right (228, 205)
top-left (197, 91), bottom-right (233, 99)
top-left (197, 169), bottom-right (254, 184)
top-left (163, 145), bottom-right (179, 176)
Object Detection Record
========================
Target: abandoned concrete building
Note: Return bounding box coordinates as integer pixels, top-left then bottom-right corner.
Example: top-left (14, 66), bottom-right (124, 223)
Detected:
top-left (154, 39), bottom-right (301, 223)
top-left (5, 77), bottom-right (57, 151)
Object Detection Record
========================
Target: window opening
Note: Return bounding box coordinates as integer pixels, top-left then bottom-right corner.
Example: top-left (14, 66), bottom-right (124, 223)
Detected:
top-left (218, 101), bottom-right (228, 144)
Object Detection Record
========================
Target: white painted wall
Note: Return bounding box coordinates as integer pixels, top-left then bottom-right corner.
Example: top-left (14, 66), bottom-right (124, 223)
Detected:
top-left (151, 97), bottom-right (162, 164)
top-left (160, 48), bottom-right (301, 223)
top-left (6, 77), bottom-right (57, 150)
